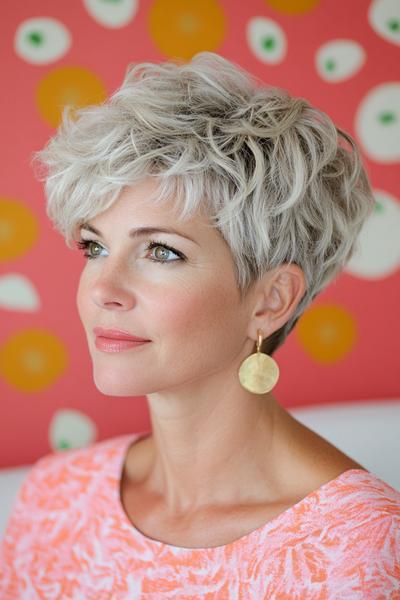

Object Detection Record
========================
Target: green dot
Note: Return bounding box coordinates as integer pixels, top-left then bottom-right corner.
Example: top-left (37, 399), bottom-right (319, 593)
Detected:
top-left (325, 58), bottom-right (336, 72)
top-left (27, 31), bottom-right (43, 46)
top-left (377, 111), bottom-right (396, 125)
top-left (58, 439), bottom-right (71, 450)
top-left (262, 36), bottom-right (276, 51)
top-left (374, 201), bottom-right (384, 213)
top-left (387, 19), bottom-right (399, 32)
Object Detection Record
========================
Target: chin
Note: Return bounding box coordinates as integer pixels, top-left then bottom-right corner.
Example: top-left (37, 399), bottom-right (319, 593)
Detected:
top-left (93, 369), bottom-right (149, 397)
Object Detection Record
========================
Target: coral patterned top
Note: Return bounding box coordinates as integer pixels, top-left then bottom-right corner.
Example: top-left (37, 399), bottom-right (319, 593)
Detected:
top-left (1, 431), bottom-right (399, 599)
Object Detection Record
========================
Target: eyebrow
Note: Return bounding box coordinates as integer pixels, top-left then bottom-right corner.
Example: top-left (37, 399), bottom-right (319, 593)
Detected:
top-left (79, 223), bottom-right (199, 246)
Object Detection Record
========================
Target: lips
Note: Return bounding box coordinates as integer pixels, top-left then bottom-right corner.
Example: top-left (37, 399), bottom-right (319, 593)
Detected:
top-left (93, 327), bottom-right (150, 341)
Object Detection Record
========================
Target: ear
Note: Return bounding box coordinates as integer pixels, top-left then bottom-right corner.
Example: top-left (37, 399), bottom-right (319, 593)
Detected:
top-left (249, 263), bottom-right (306, 341)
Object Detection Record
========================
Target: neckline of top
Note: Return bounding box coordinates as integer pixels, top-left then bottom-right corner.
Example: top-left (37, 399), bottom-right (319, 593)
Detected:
top-left (113, 431), bottom-right (370, 553)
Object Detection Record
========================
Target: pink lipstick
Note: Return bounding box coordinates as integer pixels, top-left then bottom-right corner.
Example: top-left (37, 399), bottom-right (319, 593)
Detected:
top-left (93, 327), bottom-right (150, 353)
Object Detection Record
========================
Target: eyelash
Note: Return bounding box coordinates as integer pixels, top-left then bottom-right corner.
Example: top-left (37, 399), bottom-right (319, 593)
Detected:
top-left (75, 238), bottom-right (186, 264)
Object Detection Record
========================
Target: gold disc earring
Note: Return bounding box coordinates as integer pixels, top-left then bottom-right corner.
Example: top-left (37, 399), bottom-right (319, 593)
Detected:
top-left (238, 329), bottom-right (280, 394)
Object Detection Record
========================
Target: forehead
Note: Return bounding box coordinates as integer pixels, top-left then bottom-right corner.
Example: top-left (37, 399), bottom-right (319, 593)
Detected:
top-left (114, 179), bottom-right (190, 219)
top-left (87, 178), bottom-right (225, 247)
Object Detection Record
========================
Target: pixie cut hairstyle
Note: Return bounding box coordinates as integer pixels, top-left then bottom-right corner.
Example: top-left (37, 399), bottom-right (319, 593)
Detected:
top-left (34, 52), bottom-right (375, 356)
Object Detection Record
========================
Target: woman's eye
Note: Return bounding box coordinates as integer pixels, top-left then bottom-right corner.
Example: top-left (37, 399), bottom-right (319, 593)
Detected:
top-left (145, 241), bottom-right (184, 264)
top-left (76, 240), bottom-right (105, 259)
top-left (75, 239), bottom-right (185, 264)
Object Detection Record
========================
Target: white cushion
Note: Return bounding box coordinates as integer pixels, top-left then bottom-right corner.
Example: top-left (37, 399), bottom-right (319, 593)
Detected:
top-left (290, 398), bottom-right (400, 490)
top-left (0, 465), bottom-right (32, 542)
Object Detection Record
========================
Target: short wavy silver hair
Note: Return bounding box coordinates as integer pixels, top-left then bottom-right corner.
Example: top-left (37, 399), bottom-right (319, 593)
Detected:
top-left (33, 51), bottom-right (375, 356)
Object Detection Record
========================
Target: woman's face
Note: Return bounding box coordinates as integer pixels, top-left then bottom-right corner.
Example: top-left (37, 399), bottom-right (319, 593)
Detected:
top-left (76, 178), bottom-right (254, 397)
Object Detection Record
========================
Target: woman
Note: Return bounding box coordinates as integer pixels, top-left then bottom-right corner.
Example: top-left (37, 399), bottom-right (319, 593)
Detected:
top-left (1, 52), bottom-right (399, 598)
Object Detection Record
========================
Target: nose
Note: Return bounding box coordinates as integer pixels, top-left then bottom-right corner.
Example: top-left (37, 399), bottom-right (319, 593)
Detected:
top-left (90, 262), bottom-right (136, 310)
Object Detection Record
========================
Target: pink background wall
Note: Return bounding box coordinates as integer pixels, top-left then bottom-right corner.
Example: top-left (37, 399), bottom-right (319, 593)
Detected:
top-left (1, 0), bottom-right (399, 467)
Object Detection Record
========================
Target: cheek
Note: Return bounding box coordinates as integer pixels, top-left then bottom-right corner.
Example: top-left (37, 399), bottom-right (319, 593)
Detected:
top-left (150, 279), bottom-right (230, 330)
top-left (152, 277), bottom-right (244, 358)
top-left (76, 272), bottom-right (90, 325)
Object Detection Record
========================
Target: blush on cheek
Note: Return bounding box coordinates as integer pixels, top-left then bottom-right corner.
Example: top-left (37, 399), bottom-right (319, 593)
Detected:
top-left (153, 283), bottom-right (241, 368)
top-left (76, 277), bottom-right (91, 333)
top-left (150, 281), bottom-right (230, 332)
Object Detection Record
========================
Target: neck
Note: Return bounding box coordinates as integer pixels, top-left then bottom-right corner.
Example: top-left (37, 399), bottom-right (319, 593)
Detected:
top-left (142, 374), bottom-right (280, 515)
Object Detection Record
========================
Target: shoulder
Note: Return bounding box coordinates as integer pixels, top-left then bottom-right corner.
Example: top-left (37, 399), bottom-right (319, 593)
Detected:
top-left (2, 433), bottom-right (135, 539)
top-left (309, 470), bottom-right (400, 563)
top-left (20, 434), bottom-right (130, 495)
top-left (0, 434), bottom-right (137, 594)
top-left (258, 470), bottom-right (400, 596)
top-left (325, 469), bottom-right (400, 514)
top-left (321, 471), bottom-right (400, 593)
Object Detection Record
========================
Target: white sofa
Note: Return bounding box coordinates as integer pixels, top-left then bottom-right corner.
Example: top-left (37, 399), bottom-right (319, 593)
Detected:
top-left (1, 399), bottom-right (399, 540)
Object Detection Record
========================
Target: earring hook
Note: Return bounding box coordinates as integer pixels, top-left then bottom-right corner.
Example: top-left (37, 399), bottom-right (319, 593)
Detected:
top-left (256, 329), bottom-right (263, 353)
